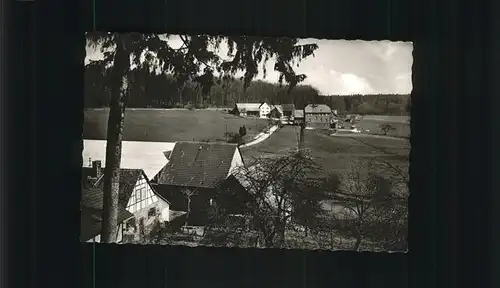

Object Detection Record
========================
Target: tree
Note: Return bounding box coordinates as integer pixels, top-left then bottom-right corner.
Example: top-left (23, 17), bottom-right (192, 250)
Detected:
top-left (335, 160), bottom-right (408, 251)
top-left (181, 188), bottom-right (198, 227)
top-left (86, 33), bottom-right (318, 242)
top-left (239, 125), bottom-right (247, 137)
top-left (354, 102), bottom-right (375, 115)
top-left (208, 150), bottom-right (330, 248)
top-left (379, 123), bottom-right (396, 135)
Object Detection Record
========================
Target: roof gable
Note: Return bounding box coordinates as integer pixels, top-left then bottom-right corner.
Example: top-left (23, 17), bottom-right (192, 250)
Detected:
top-left (305, 104), bottom-right (332, 113)
top-left (236, 103), bottom-right (261, 111)
top-left (294, 110), bottom-right (304, 118)
top-left (281, 104), bottom-right (296, 111)
top-left (89, 168), bottom-right (143, 209)
top-left (154, 141), bottom-right (238, 188)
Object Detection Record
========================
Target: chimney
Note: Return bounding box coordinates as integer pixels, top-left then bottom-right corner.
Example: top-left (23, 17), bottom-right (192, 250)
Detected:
top-left (92, 160), bottom-right (102, 178)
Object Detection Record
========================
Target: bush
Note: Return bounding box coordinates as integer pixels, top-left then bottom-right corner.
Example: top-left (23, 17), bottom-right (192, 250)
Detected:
top-left (239, 125), bottom-right (247, 137)
top-left (226, 132), bottom-right (245, 145)
top-left (184, 103), bottom-right (195, 110)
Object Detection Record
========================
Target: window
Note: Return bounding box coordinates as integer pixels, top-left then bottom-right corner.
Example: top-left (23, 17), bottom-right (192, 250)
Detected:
top-left (148, 207), bottom-right (157, 218)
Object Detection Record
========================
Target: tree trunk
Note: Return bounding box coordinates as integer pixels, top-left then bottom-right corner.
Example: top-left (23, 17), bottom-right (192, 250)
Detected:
top-left (184, 196), bottom-right (191, 227)
top-left (353, 233), bottom-right (362, 251)
top-left (101, 36), bottom-right (129, 243)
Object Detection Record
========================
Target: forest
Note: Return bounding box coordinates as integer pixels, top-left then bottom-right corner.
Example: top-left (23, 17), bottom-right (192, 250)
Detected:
top-left (85, 63), bottom-right (411, 116)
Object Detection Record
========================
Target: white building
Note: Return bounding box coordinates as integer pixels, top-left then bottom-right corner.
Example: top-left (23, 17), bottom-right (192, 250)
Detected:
top-left (81, 161), bottom-right (172, 243)
top-left (259, 102), bottom-right (271, 118)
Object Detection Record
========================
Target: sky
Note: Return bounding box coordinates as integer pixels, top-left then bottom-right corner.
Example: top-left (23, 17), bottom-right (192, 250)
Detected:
top-left (85, 36), bottom-right (413, 95)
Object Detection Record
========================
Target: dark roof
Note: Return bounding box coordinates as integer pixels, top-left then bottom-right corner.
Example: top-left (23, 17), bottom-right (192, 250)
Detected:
top-left (281, 104), bottom-right (295, 111)
top-left (153, 141), bottom-right (239, 188)
top-left (235, 103), bottom-right (261, 112)
top-left (305, 104), bottom-right (332, 113)
top-left (294, 110), bottom-right (304, 118)
top-left (163, 150), bottom-right (172, 160)
top-left (80, 167), bottom-right (170, 241)
top-left (91, 168), bottom-right (143, 209)
top-left (80, 205), bottom-right (134, 242)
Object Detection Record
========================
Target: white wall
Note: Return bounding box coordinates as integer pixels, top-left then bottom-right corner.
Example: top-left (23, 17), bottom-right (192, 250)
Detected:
top-left (161, 206), bottom-right (170, 222)
top-left (83, 140), bottom-right (175, 179)
top-left (260, 103), bottom-right (271, 118)
top-left (126, 174), bottom-right (170, 223)
top-left (126, 174), bottom-right (159, 213)
top-left (227, 148), bottom-right (245, 177)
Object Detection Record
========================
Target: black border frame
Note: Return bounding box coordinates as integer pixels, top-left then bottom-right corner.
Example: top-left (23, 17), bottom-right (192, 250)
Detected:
top-left (6, 0), bottom-right (495, 287)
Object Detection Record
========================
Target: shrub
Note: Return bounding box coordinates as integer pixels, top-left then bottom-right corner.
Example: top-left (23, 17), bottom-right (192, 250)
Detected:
top-left (379, 123), bottom-right (395, 135)
top-left (239, 125), bottom-right (247, 137)
top-left (184, 103), bottom-right (195, 110)
top-left (225, 132), bottom-right (244, 145)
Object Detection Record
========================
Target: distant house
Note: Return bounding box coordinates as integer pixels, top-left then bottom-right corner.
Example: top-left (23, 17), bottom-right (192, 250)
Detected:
top-left (81, 161), bottom-right (172, 243)
top-left (269, 104), bottom-right (295, 124)
top-left (293, 110), bottom-right (305, 125)
top-left (151, 141), bottom-right (247, 226)
top-left (259, 102), bottom-right (272, 118)
top-left (304, 104), bottom-right (333, 129)
top-left (232, 103), bottom-right (262, 117)
top-left (281, 104), bottom-right (296, 123)
top-left (269, 105), bottom-right (283, 119)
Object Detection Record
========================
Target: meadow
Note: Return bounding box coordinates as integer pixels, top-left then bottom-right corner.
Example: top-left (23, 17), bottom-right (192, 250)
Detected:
top-left (354, 115), bottom-right (410, 138)
top-left (84, 108), bottom-right (270, 143)
top-left (241, 125), bottom-right (410, 177)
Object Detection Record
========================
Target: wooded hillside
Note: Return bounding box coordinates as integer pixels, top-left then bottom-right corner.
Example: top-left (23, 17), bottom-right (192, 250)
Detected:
top-left (85, 65), bottom-right (411, 116)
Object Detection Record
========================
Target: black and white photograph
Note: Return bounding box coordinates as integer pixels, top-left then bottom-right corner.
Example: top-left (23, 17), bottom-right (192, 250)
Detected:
top-left (82, 32), bottom-right (412, 251)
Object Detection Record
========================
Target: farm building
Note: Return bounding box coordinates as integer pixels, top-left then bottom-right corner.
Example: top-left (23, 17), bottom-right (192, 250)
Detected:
top-left (304, 104), bottom-right (333, 129)
top-left (80, 188), bottom-right (134, 244)
top-left (151, 141), bottom-right (248, 226)
top-left (269, 104), bottom-right (295, 124)
top-left (232, 103), bottom-right (260, 117)
top-left (232, 102), bottom-right (270, 118)
top-left (81, 161), bottom-right (173, 243)
top-left (280, 104), bottom-right (296, 123)
top-left (269, 105), bottom-right (283, 119)
top-left (293, 110), bottom-right (305, 125)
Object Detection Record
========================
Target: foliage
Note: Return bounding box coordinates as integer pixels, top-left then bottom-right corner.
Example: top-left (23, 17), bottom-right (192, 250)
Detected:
top-left (85, 65), bottom-right (410, 115)
top-left (239, 125), bottom-right (247, 137)
top-left (206, 151), bottom-right (331, 248)
top-left (86, 33), bottom-right (320, 242)
top-left (379, 123), bottom-right (396, 135)
top-left (225, 132), bottom-right (244, 145)
top-left (353, 102), bottom-right (377, 115)
top-left (333, 160), bottom-right (408, 251)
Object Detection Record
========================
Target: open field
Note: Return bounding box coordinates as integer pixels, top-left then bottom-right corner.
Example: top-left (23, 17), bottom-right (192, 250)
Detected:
top-left (240, 126), bottom-right (410, 176)
top-left (84, 108), bottom-right (269, 143)
top-left (353, 115), bottom-right (410, 138)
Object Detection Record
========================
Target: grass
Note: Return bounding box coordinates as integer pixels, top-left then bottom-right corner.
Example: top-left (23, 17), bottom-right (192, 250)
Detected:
top-left (241, 126), bottom-right (410, 176)
top-left (353, 115), bottom-right (410, 138)
top-left (84, 108), bottom-right (270, 143)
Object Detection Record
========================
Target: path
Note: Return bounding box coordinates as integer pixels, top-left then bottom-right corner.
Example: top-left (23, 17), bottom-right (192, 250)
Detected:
top-left (240, 125), bottom-right (280, 148)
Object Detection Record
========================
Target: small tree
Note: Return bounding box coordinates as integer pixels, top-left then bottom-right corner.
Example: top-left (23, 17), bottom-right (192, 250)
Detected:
top-left (379, 123), bottom-right (395, 135)
top-left (209, 150), bottom-right (330, 248)
top-left (335, 160), bottom-right (408, 251)
top-left (181, 188), bottom-right (197, 227)
top-left (239, 125), bottom-right (247, 137)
